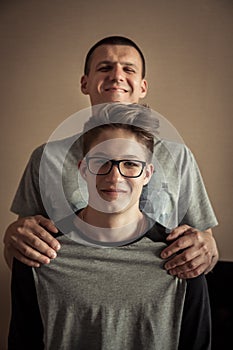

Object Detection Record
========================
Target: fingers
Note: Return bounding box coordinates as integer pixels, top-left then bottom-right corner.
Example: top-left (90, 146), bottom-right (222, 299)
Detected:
top-left (165, 225), bottom-right (196, 241)
top-left (34, 215), bottom-right (59, 235)
top-left (17, 216), bottom-right (60, 251)
top-left (161, 228), bottom-right (200, 259)
top-left (164, 249), bottom-right (211, 279)
top-left (18, 215), bottom-right (60, 249)
top-left (160, 225), bottom-right (215, 279)
top-left (13, 230), bottom-right (58, 260)
top-left (3, 216), bottom-right (61, 268)
top-left (12, 216), bottom-right (60, 251)
top-left (169, 264), bottom-right (208, 279)
top-left (6, 246), bottom-right (45, 268)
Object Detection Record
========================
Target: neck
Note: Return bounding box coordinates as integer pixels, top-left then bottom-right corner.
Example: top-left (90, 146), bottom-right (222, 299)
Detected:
top-left (76, 205), bottom-right (147, 243)
top-left (82, 205), bottom-right (143, 228)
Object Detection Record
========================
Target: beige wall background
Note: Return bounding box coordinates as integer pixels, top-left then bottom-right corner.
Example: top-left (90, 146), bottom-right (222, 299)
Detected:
top-left (1, 0), bottom-right (232, 348)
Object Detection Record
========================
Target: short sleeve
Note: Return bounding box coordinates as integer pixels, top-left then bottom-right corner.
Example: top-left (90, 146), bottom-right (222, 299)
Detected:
top-left (178, 147), bottom-right (218, 230)
top-left (144, 140), bottom-right (218, 230)
top-left (10, 145), bottom-right (48, 217)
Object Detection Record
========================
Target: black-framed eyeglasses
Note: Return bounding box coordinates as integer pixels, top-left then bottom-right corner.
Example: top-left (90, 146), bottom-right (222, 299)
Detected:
top-left (86, 157), bottom-right (146, 178)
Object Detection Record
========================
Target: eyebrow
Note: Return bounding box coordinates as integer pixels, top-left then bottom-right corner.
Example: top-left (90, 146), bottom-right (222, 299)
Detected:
top-left (88, 152), bottom-right (143, 159)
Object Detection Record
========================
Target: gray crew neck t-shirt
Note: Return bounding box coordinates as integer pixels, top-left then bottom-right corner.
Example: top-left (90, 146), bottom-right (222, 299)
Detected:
top-left (33, 227), bottom-right (187, 350)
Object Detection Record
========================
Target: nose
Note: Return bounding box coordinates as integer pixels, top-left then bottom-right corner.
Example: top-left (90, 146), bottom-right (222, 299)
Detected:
top-left (105, 164), bottom-right (123, 182)
top-left (109, 64), bottom-right (124, 82)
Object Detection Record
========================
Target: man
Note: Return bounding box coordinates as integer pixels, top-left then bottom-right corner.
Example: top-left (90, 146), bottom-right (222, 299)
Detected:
top-left (8, 103), bottom-right (211, 349)
top-left (4, 36), bottom-right (218, 278)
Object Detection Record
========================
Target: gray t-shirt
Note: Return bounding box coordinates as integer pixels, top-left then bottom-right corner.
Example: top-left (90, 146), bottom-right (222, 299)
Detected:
top-left (11, 135), bottom-right (218, 230)
top-left (9, 218), bottom-right (212, 350)
top-left (33, 224), bottom-right (187, 350)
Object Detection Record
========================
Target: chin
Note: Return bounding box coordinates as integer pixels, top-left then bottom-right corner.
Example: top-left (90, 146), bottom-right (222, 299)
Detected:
top-left (98, 200), bottom-right (130, 214)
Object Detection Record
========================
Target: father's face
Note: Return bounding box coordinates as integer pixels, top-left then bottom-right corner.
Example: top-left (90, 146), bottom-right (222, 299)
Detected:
top-left (81, 45), bottom-right (148, 105)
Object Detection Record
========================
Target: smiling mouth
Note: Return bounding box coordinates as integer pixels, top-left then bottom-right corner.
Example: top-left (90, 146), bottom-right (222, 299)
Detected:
top-left (105, 87), bottom-right (128, 93)
top-left (101, 189), bottom-right (127, 194)
top-left (100, 189), bottom-right (128, 198)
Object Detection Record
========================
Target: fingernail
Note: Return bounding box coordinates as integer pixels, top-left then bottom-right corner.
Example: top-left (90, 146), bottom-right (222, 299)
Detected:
top-left (54, 243), bottom-right (61, 251)
top-left (49, 251), bottom-right (57, 259)
top-left (164, 262), bottom-right (172, 270)
top-left (43, 257), bottom-right (51, 265)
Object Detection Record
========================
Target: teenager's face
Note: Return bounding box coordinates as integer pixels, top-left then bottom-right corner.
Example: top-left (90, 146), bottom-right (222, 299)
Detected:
top-left (81, 45), bottom-right (148, 105)
top-left (79, 128), bottom-right (153, 214)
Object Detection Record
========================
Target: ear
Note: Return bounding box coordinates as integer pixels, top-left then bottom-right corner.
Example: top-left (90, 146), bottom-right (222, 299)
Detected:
top-left (80, 75), bottom-right (89, 95)
top-left (143, 163), bottom-right (154, 186)
top-left (78, 159), bottom-right (88, 181)
top-left (139, 79), bottom-right (148, 99)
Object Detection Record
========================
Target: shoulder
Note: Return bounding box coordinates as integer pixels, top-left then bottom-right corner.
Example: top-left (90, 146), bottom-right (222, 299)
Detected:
top-left (154, 139), bottom-right (198, 171)
top-left (145, 221), bottom-right (169, 243)
top-left (41, 134), bottom-right (80, 155)
top-left (32, 134), bottom-right (80, 165)
top-left (154, 139), bottom-right (193, 158)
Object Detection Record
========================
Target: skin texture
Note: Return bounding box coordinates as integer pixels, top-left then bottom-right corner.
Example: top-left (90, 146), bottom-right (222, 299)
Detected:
top-left (80, 45), bottom-right (147, 105)
top-left (79, 129), bottom-right (153, 217)
top-left (78, 128), bottom-right (154, 243)
top-left (4, 44), bottom-right (219, 276)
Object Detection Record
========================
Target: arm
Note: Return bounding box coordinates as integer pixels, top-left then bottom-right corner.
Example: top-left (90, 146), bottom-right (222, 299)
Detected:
top-left (161, 225), bottom-right (219, 278)
top-left (4, 144), bottom-right (61, 269)
top-left (4, 215), bottom-right (60, 269)
top-left (8, 258), bottom-right (44, 349)
top-left (161, 146), bottom-right (218, 279)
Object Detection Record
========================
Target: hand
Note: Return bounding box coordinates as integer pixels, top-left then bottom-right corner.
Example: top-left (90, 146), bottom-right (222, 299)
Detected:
top-left (160, 225), bottom-right (219, 279)
top-left (3, 215), bottom-right (60, 269)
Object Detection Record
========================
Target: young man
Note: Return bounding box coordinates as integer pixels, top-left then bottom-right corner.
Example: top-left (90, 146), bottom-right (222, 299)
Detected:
top-left (4, 36), bottom-right (218, 278)
top-left (8, 103), bottom-right (211, 350)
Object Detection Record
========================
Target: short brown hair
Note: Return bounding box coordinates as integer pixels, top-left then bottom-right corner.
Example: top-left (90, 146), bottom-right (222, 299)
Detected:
top-left (84, 36), bottom-right (146, 78)
top-left (81, 103), bottom-right (159, 161)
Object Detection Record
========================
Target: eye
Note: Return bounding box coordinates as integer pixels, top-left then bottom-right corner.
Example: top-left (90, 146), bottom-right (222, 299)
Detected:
top-left (124, 66), bottom-right (136, 73)
top-left (123, 161), bottom-right (141, 168)
top-left (97, 65), bottom-right (112, 72)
